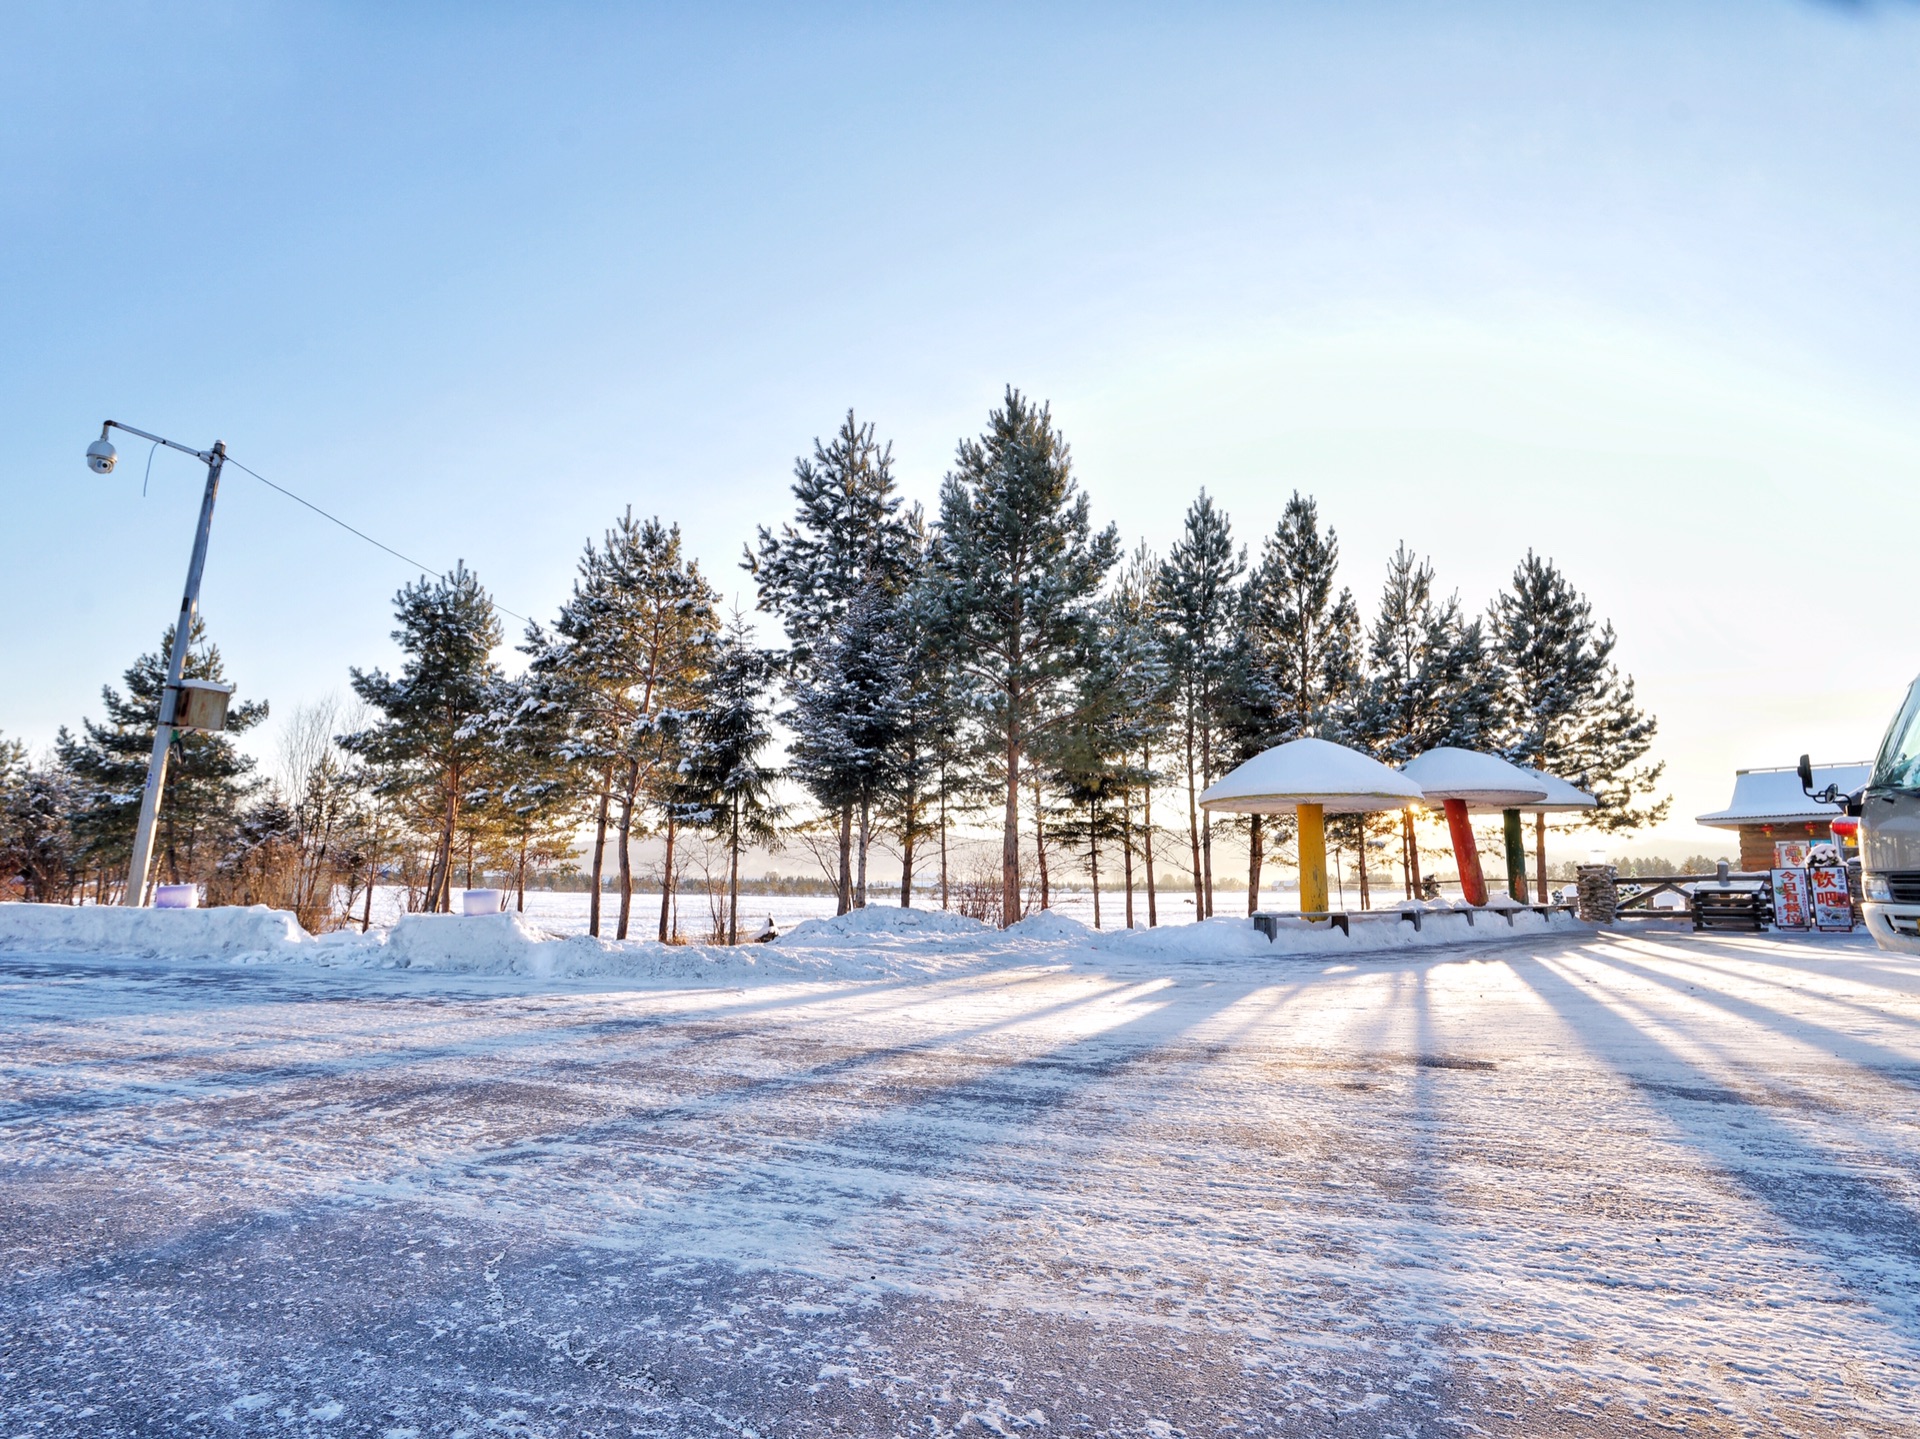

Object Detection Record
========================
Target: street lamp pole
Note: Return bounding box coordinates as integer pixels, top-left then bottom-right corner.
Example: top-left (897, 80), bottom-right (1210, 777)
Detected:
top-left (88, 422), bottom-right (228, 906)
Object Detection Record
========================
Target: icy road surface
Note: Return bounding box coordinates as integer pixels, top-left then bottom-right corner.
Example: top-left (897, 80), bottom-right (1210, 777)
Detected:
top-left (1, 927), bottom-right (1916, 1436)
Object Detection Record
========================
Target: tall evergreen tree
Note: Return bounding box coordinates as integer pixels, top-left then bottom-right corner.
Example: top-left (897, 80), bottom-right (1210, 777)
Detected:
top-left (1246, 492), bottom-right (1360, 734)
top-left (675, 611), bottom-right (783, 944)
top-left (529, 512), bottom-right (717, 938)
top-left (1108, 545), bottom-right (1177, 927)
top-left (344, 563), bottom-right (503, 914)
top-left (787, 586), bottom-right (911, 908)
top-left (747, 411), bottom-right (922, 906)
top-left (1349, 544), bottom-right (1496, 898)
top-left (57, 618), bottom-right (266, 893)
top-left (0, 755), bottom-right (82, 903)
top-left (1489, 551), bottom-right (1666, 832)
top-left (1157, 493), bottom-right (1244, 919)
top-left (920, 388), bottom-right (1120, 927)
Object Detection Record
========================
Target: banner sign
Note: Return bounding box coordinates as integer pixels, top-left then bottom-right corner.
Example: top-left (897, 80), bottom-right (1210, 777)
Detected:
top-left (1809, 865), bottom-right (1854, 932)
top-left (1772, 868), bottom-right (1810, 931)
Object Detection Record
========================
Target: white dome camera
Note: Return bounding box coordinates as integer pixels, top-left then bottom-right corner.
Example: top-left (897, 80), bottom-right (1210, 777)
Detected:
top-left (86, 436), bottom-right (117, 474)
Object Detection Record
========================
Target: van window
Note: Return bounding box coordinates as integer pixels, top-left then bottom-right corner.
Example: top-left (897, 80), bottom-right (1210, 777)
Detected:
top-left (1872, 678), bottom-right (1920, 791)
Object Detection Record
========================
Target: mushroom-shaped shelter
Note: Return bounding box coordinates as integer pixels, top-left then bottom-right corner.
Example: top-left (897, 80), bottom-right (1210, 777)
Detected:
top-left (1400, 748), bottom-right (1549, 906)
top-left (1202, 737), bottom-right (1425, 916)
top-left (1513, 765), bottom-right (1595, 905)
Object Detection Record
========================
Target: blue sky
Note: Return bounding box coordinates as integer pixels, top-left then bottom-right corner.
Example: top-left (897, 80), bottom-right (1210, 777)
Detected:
top-left (4, 1), bottom-right (1918, 853)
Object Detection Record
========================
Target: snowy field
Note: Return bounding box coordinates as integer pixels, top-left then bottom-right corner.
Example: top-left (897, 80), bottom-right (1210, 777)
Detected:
top-left (1, 912), bottom-right (1916, 1437)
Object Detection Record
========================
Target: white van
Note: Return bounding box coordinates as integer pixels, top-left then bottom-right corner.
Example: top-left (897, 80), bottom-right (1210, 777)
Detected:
top-left (1861, 675), bottom-right (1920, 953)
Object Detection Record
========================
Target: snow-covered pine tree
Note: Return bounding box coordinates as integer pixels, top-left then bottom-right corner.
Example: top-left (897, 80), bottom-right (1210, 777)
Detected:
top-left (1349, 544), bottom-right (1497, 898)
top-left (747, 411), bottom-right (923, 906)
top-left (1108, 544), bottom-right (1177, 928)
top-left (1489, 551), bottom-right (1667, 846)
top-left (0, 752), bottom-right (82, 903)
top-left (482, 671), bottom-right (586, 913)
top-left (920, 388), bottom-right (1120, 928)
top-left (1241, 493), bottom-right (1360, 910)
top-left (674, 610), bottom-right (783, 944)
top-left (1216, 582), bottom-right (1286, 912)
top-left (56, 618), bottom-right (267, 896)
top-left (528, 512), bottom-right (717, 938)
top-left (787, 585), bottom-right (911, 909)
top-left (344, 563), bottom-right (503, 914)
top-left (1156, 492), bottom-right (1245, 920)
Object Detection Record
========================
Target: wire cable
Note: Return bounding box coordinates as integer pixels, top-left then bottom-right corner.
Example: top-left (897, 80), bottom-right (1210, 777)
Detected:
top-left (219, 454), bottom-right (531, 623)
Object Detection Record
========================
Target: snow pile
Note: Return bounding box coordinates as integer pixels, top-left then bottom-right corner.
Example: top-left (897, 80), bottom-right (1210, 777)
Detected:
top-left (776, 904), bottom-right (991, 948)
top-left (0, 902), bottom-right (311, 961)
top-left (1006, 909), bottom-right (1093, 942)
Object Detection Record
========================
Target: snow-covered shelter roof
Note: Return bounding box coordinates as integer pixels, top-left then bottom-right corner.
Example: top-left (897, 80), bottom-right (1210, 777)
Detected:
top-left (1513, 765), bottom-right (1597, 814)
top-left (1695, 763), bottom-right (1871, 829)
top-left (1399, 748), bottom-right (1549, 809)
top-left (1200, 737), bottom-right (1425, 816)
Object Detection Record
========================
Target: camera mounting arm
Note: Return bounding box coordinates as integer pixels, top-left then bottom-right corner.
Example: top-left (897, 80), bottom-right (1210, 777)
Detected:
top-left (101, 420), bottom-right (216, 464)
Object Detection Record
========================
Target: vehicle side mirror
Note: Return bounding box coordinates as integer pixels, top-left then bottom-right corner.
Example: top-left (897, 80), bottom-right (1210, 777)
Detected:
top-left (1797, 754), bottom-right (1814, 792)
top-left (1847, 790), bottom-right (1864, 818)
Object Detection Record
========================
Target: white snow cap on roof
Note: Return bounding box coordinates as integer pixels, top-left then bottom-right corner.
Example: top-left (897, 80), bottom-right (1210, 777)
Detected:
top-left (1400, 748), bottom-right (1550, 808)
top-left (1200, 736), bottom-right (1425, 815)
top-left (1513, 765), bottom-right (1597, 813)
top-left (1696, 763), bottom-right (1870, 829)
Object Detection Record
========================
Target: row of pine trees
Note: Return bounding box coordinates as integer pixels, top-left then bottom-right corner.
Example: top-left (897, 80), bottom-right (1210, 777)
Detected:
top-left (0, 388), bottom-right (1664, 934)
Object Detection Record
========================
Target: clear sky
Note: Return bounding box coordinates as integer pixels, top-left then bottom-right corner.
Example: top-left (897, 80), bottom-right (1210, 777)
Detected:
top-left (4, 1), bottom-right (1918, 857)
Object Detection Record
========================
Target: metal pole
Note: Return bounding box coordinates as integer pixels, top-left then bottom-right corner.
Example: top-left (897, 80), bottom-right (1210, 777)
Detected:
top-left (122, 442), bottom-right (226, 905)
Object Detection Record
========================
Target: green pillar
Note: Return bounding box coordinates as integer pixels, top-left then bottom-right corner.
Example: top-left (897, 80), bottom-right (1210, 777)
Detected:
top-left (1503, 807), bottom-right (1528, 902)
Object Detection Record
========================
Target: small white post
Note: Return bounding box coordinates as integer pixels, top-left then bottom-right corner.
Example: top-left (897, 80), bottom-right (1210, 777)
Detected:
top-left (122, 442), bottom-right (226, 905)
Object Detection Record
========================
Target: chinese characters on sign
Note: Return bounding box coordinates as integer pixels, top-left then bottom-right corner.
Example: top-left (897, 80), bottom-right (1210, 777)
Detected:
top-left (1808, 865), bottom-right (1854, 932)
top-left (1772, 868), bottom-right (1810, 930)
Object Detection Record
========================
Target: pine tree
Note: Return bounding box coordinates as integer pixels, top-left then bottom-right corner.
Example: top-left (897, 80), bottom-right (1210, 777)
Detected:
top-left (0, 755), bottom-right (82, 903)
top-left (529, 512), bottom-right (718, 938)
top-left (1349, 544), bottom-right (1497, 899)
top-left (344, 563), bottom-right (503, 914)
top-left (1108, 545), bottom-right (1177, 927)
top-left (1157, 493), bottom-right (1244, 920)
top-left (920, 388), bottom-right (1120, 927)
top-left (1489, 551), bottom-right (1667, 832)
top-left (1246, 492), bottom-right (1360, 734)
top-left (747, 411), bottom-right (923, 906)
top-left (787, 586), bottom-right (911, 908)
top-left (675, 611), bottom-right (783, 944)
top-left (57, 618), bottom-right (267, 893)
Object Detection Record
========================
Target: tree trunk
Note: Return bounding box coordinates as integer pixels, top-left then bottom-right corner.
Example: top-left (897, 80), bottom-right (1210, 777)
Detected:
top-left (939, 779), bottom-right (950, 911)
top-left (656, 814), bottom-right (677, 942)
top-left (588, 768), bottom-right (611, 938)
top-left (1183, 714), bottom-right (1202, 923)
top-left (1357, 817), bottom-right (1371, 910)
top-left (900, 815), bottom-right (915, 908)
top-left (1122, 785), bottom-right (1136, 929)
top-left (1143, 753), bottom-right (1159, 928)
top-left (615, 759), bottom-right (638, 940)
top-left (728, 804), bottom-right (741, 946)
top-left (1404, 809), bottom-right (1423, 898)
top-left (1535, 813), bottom-right (1549, 908)
top-left (1200, 718), bottom-right (1215, 918)
top-left (1089, 796), bottom-right (1102, 929)
top-left (517, 827), bottom-right (529, 912)
top-left (1247, 814), bottom-right (1263, 915)
top-left (1002, 732), bottom-right (1021, 929)
top-left (361, 851), bottom-right (376, 934)
top-left (856, 798), bottom-right (870, 908)
top-left (837, 805), bottom-right (853, 916)
top-left (1032, 775), bottom-right (1049, 911)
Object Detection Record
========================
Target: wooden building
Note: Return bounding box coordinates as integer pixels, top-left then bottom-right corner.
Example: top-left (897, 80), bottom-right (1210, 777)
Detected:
top-left (1696, 762), bottom-right (1871, 871)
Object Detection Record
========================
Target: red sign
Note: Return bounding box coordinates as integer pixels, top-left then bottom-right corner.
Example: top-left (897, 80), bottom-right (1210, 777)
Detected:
top-left (1809, 865), bottom-right (1854, 932)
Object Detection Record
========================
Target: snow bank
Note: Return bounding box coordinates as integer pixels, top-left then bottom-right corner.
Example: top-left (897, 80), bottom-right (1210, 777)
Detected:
top-left (1006, 909), bottom-right (1093, 941)
top-left (777, 904), bottom-right (991, 947)
top-left (0, 902), bottom-right (310, 961)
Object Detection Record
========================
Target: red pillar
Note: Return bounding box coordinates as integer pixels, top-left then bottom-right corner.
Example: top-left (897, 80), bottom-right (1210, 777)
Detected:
top-left (1443, 798), bottom-right (1488, 906)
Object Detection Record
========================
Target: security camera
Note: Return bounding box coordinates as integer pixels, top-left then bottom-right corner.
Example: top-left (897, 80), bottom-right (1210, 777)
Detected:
top-left (86, 437), bottom-right (117, 474)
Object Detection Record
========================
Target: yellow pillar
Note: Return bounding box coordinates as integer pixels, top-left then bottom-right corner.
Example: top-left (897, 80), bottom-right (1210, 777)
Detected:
top-left (1297, 801), bottom-right (1328, 917)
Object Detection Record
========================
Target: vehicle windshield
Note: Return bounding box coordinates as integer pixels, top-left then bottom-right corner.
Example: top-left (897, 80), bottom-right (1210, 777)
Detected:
top-left (1871, 676), bottom-right (1920, 791)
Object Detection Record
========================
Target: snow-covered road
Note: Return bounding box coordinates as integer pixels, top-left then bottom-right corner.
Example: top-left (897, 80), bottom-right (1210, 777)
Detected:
top-left (1, 924), bottom-right (1916, 1436)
